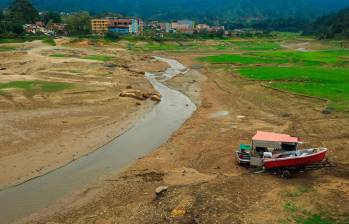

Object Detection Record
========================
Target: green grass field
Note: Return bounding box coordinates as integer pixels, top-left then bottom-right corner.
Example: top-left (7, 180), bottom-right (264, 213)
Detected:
top-left (42, 38), bottom-right (56, 46)
top-left (141, 42), bottom-right (206, 52)
top-left (230, 41), bottom-right (282, 51)
top-left (136, 41), bottom-right (237, 52)
top-left (198, 54), bottom-right (288, 64)
top-left (144, 43), bottom-right (183, 51)
top-left (0, 36), bottom-right (46, 44)
top-left (240, 66), bottom-right (349, 110)
top-left (244, 65), bottom-right (349, 112)
top-left (50, 54), bottom-right (115, 62)
top-left (199, 40), bottom-right (349, 112)
top-left (0, 45), bottom-right (17, 51)
top-left (50, 54), bottom-right (68, 58)
top-left (239, 66), bottom-right (349, 82)
top-left (0, 80), bottom-right (73, 92)
top-left (250, 50), bottom-right (349, 65)
top-left (199, 50), bottom-right (349, 66)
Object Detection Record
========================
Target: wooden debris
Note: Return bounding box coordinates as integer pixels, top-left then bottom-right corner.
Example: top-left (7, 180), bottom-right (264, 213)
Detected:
top-left (120, 88), bottom-right (162, 102)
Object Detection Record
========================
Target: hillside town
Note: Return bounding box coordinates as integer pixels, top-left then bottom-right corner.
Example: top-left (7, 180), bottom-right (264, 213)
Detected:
top-left (23, 21), bottom-right (67, 36)
top-left (22, 14), bottom-right (227, 37)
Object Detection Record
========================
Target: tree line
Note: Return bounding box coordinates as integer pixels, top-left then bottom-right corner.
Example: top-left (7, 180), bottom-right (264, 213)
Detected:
top-left (1, 0), bottom-right (348, 39)
top-left (305, 7), bottom-right (349, 39)
top-left (0, 0), bottom-right (93, 37)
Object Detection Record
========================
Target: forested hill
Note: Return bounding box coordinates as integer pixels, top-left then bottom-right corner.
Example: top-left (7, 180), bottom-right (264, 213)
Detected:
top-left (1, 0), bottom-right (349, 23)
top-left (310, 7), bottom-right (349, 39)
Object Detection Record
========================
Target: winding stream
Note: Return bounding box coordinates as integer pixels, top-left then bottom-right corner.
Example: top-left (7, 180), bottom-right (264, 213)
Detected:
top-left (0, 57), bottom-right (196, 224)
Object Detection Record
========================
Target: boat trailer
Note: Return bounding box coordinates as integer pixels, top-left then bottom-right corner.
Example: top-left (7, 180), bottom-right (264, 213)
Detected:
top-left (251, 159), bottom-right (335, 178)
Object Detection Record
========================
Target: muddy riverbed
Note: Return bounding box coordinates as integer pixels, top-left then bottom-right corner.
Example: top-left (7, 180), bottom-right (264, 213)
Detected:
top-left (29, 52), bottom-right (349, 224)
top-left (0, 57), bottom-right (196, 224)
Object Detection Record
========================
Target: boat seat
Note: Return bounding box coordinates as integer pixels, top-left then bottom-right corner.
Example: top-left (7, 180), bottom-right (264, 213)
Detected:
top-left (272, 153), bottom-right (282, 158)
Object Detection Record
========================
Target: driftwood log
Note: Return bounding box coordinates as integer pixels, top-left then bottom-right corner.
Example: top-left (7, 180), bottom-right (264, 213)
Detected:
top-left (120, 89), bottom-right (161, 102)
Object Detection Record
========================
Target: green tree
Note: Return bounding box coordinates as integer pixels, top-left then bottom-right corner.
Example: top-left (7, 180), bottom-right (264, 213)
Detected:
top-left (308, 7), bottom-right (349, 39)
top-left (0, 21), bottom-right (24, 35)
top-left (105, 31), bottom-right (121, 41)
top-left (11, 23), bottom-right (24, 34)
top-left (8, 0), bottom-right (38, 24)
top-left (41, 11), bottom-right (62, 25)
top-left (64, 12), bottom-right (91, 35)
top-left (0, 21), bottom-right (10, 34)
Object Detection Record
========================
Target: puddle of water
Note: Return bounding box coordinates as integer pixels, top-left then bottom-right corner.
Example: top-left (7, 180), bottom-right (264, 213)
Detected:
top-left (0, 57), bottom-right (196, 224)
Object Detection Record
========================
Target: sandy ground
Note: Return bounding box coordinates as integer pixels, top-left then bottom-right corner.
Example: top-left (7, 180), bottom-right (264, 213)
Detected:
top-left (22, 50), bottom-right (349, 224)
top-left (0, 40), bottom-right (168, 189)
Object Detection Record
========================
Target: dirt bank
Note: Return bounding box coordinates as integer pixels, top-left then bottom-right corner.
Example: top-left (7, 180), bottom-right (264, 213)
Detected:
top-left (26, 51), bottom-right (349, 224)
top-left (0, 40), bottom-right (168, 189)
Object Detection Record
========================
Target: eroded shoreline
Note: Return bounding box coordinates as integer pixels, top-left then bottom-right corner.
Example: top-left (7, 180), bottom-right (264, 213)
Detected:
top-left (0, 57), bottom-right (196, 224)
top-left (0, 40), bottom-right (166, 190)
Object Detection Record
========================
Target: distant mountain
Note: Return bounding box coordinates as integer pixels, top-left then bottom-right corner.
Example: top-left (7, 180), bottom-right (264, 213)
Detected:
top-left (309, 7), bottom-right (349, 38)
top-left (1, 0), bottom-right (349, 23)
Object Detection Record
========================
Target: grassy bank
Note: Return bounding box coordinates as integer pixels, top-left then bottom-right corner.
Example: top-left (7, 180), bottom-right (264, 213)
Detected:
top-left (133, 39), bottom-right (283, 53)
top-left (49, 53), bottom-right (115, 62)
top-left (0, 36), bottom-right (47, 44)
top-left (0, 45), bottom-right (17, 51)
top-left (199, 40), bottom-right (349, 112)
top-left (198, 54), bottom-right (288, 64)
top-left (228, 40), bottom-right (282, 51)
top-left (42, 38), bottom-right (56, 46)
top-left (50, 53), bottom-right (67, 58)
top-left (0, 80), bottom-right (73, 93)
top-left (199, 50), bottom-right (349, 65)
top-left (240, 66), bottom-right (349, 110)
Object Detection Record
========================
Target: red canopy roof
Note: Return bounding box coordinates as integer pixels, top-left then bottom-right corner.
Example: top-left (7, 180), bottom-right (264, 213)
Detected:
top-left (252, 131), bottom-right (299, 143)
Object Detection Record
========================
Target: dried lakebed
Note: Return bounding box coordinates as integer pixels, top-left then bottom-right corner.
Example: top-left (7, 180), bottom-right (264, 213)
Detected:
top-left (0, 57), bottom-right (197, 224)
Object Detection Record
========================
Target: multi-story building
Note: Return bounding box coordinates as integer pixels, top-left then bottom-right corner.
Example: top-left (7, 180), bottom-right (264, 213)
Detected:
top-left (171, 20), bottom-right (194, 34)
top-left (108, 18), bottom-right (132, 34)
top-left (196, 24), bottom-right (210, 31)
top-left (92, 18), bottom-right (143, 35)
top-left (129, 18), bottom-right (143, 34)
top-left (91, 19), bottom-right (110, 34)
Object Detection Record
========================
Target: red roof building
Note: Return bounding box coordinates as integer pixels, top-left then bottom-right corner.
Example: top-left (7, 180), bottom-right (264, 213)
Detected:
top-left (253, 131), bottom-right (299, 143)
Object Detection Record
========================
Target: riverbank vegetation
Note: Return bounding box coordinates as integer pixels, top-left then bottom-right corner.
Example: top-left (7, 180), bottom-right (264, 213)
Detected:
top-left (49, 53), bottom-right (115, 62)
top-left (0, 45), bottom-right (17, 51)
top-left (199, 39), bottom-right (349, 112)
top-left (0, 80), bottom-right (73, 93)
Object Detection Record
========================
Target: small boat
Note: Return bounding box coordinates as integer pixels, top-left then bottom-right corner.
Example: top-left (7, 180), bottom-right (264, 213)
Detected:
top-left (263, 148), bottom-right (328, 169)
top-left (236, 131), bottom-right (329, 177)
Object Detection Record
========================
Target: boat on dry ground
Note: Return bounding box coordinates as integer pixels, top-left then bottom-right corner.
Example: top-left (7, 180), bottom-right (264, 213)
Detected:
top-left (236, 131), bottom-right (330, 177)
